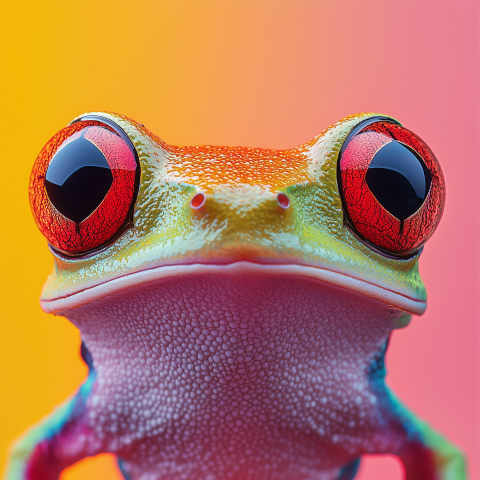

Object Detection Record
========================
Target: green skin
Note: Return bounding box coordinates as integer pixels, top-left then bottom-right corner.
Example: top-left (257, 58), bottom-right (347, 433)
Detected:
top-left (3, 112), bottom-right (467, 479)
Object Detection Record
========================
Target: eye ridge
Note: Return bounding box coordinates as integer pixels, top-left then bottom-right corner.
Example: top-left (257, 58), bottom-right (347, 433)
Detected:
top-left (44, 136), bottom-right (113, 224)
top-left (365, 140), bottom-right (432, 221)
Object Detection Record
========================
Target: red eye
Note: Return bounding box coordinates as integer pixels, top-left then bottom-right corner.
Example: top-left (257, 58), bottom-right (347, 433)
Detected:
top-left (29, 118), bottom-right (139, 255)
top-left (338, 118), bottom-right (445, 256)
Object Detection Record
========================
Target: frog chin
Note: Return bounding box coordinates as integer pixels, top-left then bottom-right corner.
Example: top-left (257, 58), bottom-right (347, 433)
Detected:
top-left (41, 261), bottom-right (426, 316)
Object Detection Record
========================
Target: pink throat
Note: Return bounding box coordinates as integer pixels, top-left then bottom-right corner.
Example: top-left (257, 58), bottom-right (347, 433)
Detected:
top-left (65, 274), bottom-right (402, 480)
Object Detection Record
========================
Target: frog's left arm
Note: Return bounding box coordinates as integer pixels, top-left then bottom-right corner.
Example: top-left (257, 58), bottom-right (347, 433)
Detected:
top-left (2, 345), bottom-right (101, 480)
top-left (382, 388), bottom-right (467, 480)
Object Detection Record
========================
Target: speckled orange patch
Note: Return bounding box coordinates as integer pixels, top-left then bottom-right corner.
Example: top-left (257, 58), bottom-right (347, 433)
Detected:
top-left (164, 143), bottom-right (312, 193)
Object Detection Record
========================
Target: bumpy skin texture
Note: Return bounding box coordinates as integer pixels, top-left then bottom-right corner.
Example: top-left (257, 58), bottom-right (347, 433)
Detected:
top-left (4, 112), bottom-right (466, 480)
top-left (66, 277), bottom-right (409, 480)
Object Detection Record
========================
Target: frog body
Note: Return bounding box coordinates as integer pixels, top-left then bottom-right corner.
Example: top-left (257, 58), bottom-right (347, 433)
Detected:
top-left (3, 112), bottom-right (466, 480)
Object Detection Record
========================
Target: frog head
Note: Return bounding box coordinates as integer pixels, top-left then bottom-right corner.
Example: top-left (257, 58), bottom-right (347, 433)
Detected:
top-left (29, 112), bottom-right (444, 320)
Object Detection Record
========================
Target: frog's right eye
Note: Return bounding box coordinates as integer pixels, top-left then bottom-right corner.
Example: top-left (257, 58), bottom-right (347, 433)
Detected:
top-left (29, 119), bottom-right (139, 255)
top-left (337, 118), bottom-right (445, 257)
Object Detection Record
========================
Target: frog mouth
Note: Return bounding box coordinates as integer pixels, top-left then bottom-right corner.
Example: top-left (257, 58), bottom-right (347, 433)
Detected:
top-left (40, 261), bottom-right (427, 315)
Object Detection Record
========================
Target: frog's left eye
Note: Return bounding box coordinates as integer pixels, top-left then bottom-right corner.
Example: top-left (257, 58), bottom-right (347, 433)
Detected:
top-left (29, 118), bottom-right (139, 255)
top-left (338, 118), bottom-right (445, 256)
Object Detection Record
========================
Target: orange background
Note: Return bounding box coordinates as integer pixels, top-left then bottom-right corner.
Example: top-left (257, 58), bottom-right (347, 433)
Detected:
top-left (0, 1), bottom-right (478, 479)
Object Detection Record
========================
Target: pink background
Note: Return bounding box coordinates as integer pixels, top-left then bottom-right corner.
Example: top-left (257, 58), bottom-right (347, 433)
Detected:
top-left (0, 1), bottom-right (478, 479)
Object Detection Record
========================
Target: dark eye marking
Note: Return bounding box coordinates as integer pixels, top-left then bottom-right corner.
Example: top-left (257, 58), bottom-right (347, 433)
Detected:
top-left (365, 141), bottom-right (432, 221)
top-left (45, 137), bottom-right (113, 223)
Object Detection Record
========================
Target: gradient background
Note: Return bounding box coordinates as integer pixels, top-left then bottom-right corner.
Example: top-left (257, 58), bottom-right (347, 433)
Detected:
top-left (0, 1), bottom-right (478, 479)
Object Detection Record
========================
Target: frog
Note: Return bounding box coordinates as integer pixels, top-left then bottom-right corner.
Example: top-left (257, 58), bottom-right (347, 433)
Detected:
top-left (3, 111), bottom-right (467, 480)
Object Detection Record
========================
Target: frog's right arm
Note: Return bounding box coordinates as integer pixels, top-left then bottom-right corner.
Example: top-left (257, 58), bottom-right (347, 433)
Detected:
top-left (2, 346), bottom-right (101, 480)
top-left (383, 389), bottom-right (467, 480)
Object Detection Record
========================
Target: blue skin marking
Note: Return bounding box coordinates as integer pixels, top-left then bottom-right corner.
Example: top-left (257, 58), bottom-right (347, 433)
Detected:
top-left (117, 459), bottom-right (133, 480)
top-left (335, 458), bottom-right (361, 480)
top-left (80, 340), bottom-right (95, 372)
top-left (47, 342), bottom-right (97, 439)
top-left (367, 337), bottom-right (389, 382)
top-left (78, 340), bottom-right (97, 403)
top-left (366, 337), bottom-right (425, 442)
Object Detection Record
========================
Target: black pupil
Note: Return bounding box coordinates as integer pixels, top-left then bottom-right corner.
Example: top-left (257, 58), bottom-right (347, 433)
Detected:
top-left (365, 140), bottom-right (432, 221)
top-left (45, 136), bottom-right (113, 223)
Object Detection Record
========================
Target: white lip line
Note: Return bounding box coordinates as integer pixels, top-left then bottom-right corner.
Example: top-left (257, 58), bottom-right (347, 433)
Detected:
top-left (41, 261), bottom-right (426, 315)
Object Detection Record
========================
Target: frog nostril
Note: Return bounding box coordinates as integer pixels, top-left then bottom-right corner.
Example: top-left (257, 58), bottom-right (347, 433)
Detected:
top-left (190, 192), bottom-right (206, 210)
top-left (277, 192), bottom-right (290, 209)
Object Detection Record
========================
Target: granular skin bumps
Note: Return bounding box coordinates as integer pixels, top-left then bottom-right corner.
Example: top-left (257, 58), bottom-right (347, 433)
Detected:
top-left (66, 275), bottom-right (403, 480)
